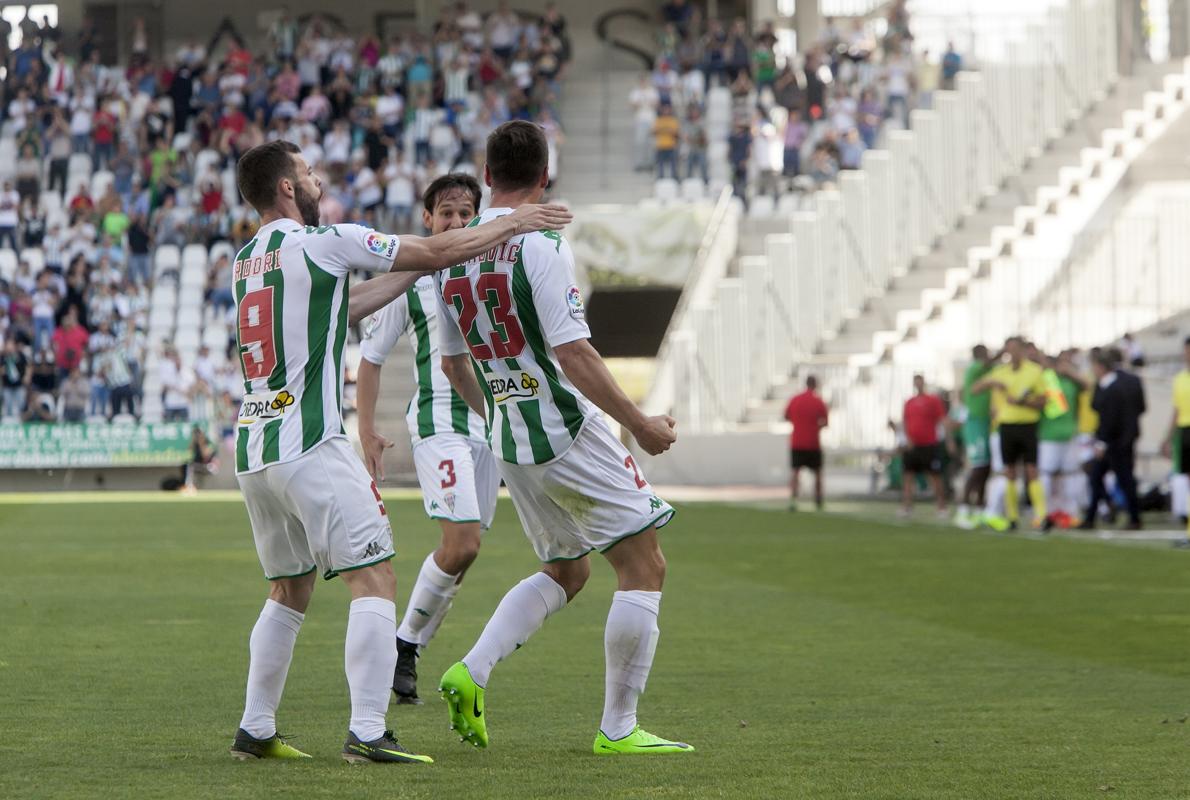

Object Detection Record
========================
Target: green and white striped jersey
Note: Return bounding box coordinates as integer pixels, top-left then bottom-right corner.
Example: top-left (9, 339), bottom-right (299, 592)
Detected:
top-left (232, 219), bottom-right (401, 474)
top-left (435, 207), bottom-right (596, 466)
top-left (359, 275), bottom-right (488, 446)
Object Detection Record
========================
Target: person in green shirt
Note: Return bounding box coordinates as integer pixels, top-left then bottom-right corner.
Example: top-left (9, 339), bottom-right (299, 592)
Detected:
top-left (1037, 350), bottom-right (1086, 526)
top-left (954, 344), bottom-right (994, 527)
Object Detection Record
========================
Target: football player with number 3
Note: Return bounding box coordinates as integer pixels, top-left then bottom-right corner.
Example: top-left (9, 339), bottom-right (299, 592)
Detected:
top-left (225, 140), bottom-right (570, 764)
top-left (356, 174), bottom-right (499, 705)
top-left (433, 121), bottom-right (693, 756)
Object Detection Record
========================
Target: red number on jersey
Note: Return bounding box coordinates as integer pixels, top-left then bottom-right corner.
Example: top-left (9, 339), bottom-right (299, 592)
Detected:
top-left (442, 277), bottom-right (494, 360)
top-left (442, 273), bottom-right (526, 361)
top-left (624, 456), bottom-right (648, 489)
top-left (439, 459), bottom-right (457, 489)
top-left (476, 272), bottom-right (527, 358)
top-left (238, 286), bottom-right (277, 381)
top-left (369, 480), bottom-right (388, 516)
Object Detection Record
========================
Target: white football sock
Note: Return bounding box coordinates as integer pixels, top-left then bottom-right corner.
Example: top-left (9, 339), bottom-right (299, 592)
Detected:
top-left (345, 597), bottom-right (397, 741)
top-left (600, 590), bottom-right (662, 741)
top-left (397, 552), bottom-right (461, 648)
top-left (462, 572), bottom-right (567, 687)
top-left (985, 474), bottom-right (1007, 517)
top-left (1172, 474), bottom-right (1190, 517)
top-left (239, 599), bottom-right (304, 739)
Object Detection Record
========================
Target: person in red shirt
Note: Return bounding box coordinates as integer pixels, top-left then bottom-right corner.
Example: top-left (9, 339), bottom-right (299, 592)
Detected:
top-left (900, 374), bottom-right (947, 517)
top-left (51, 307), bottom-right (89, 378)
top-left (784, 376), bottom-right (829, 511)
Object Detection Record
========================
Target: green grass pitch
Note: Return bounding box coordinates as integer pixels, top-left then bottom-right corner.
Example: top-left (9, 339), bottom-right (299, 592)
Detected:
top-left (2, 496), bottom-right (1190, 799)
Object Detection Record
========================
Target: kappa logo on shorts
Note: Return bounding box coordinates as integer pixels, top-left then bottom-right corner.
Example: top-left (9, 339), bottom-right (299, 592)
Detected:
top-left (649, 496), bottom-right (663, 512)
top-left (361, 540), bottom-right (385, 559)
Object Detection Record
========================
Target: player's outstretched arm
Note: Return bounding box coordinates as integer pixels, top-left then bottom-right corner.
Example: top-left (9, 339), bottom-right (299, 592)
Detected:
top-left (554, 338), bottom-right (676, 456)
top-left (392, 204), bottom-right (573, 270)
top-left (348, 270), bottom-right (428, 326)
top-left (440, 353), bottom-right (487, 416)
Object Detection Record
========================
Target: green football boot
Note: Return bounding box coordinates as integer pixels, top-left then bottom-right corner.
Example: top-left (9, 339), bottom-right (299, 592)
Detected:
top-left (983, 514), bottom-right (1011, 532)
top-left (593, 726), bottom-right (694, 755)
top-left (342, 730), bottom-right (434, 764)
top-left (229, 728), bottom-right (312, 761)
top-left (439, 661), bottom-right (488, 748)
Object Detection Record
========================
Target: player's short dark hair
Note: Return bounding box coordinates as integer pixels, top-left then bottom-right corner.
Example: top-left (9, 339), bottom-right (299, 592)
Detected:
top-left (486, 120), bottom-right (548, 191)
top-left (423, 173), bottom-right (482, 215)
top-left (973, 344), bottom-right (988, 359)
top-left (805, 375), bottom-right (817, 390)
top-left (237, 140), bottom-right (301, 213)
top-left (1093, 350), bottom-right (1115, 370)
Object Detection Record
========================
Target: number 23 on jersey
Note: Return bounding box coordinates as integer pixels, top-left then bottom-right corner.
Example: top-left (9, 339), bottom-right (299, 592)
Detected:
top-left (442, 273), bottom-right (526, 361)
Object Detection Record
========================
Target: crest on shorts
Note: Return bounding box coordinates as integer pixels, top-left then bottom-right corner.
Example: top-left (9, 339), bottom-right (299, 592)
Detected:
top-left (443, 492), bottom-right (456, 513)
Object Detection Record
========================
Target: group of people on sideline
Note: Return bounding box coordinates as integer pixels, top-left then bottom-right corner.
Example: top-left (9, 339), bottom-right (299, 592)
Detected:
top-left (783, 333), bottom-right (1190, 541)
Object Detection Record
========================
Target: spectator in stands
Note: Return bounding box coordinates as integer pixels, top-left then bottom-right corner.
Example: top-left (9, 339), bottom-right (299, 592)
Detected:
top-left (916, 49), bottom-right (939, 110)
top-left (725, 18), bottom-right (751, 82)
top-left (105, 338), bottom-right (137, 421)
top-left (684, 104), bottom-right (709, 183)
top-left (30, 272), bottom-right (57, 350)
top-left (24, 349), bottom-right (58, 423)
top-left (630, 73), bottom-right (660, 171)
top-left (808, 142), bottom-right (840, 188)
top-left (941, 42), bottom-right (962, 91)
top-left (46, 113), bottom-right (72, 196)
top-left (1119, 332), bottom-right (1145, 367)
top-left (728, 119), bottom-right (751, 208)
top-left (14, 142), bottom-right (39, 205)
top-left (1, 336), bottom-right (29, 419)
top-left (900, 374), bottom-right (948, 518)
top-left (653, 102), bottom-right (681, 180)
top-left (159, 346), bottom-right (193, 423)
top-left (60, 365), bottom-right (89, 422)
top-left (0, 182), bottom-right (20, 251)
top-left (52, 307), bottom-right (89, 378)
top-left (152, 192), bottom-right (188, 249)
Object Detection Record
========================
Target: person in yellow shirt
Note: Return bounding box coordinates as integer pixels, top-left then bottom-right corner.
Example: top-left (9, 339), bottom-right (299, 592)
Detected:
top-left (1162, 337), bottom-right (1190, 541)
top-left (971, 337), bottom-right (1049, 530)
top-left (652, 102), bottom-right (681, 181)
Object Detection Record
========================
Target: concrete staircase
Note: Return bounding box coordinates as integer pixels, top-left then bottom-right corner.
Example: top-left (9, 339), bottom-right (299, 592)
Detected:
top-left (745, 61), bottom-right (1183, 426)
top-left (554, 14), bottom-right (657, 207)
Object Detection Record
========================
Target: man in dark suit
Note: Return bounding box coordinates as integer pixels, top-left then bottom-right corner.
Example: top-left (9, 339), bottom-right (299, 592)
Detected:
top-left (1081, 349), bottom-right (1147, 530)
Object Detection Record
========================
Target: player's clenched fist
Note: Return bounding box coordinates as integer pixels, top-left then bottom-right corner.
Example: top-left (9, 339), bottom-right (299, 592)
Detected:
top-left (632, 415), bottom-right (677, 456)
top-left (507, 203), bottom-right (573, 234)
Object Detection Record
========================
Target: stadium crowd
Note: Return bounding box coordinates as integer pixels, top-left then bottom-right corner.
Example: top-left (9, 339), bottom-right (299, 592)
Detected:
top-left (0, 3), bottom-right (570, 426)
top-left (633, 0), bottom-right (962, 204)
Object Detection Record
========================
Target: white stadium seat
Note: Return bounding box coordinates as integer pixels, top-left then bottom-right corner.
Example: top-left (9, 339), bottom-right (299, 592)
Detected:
top-left (22, 247), bottom-right (44, 271)
top-left (90, 170), bottom-right (115, 198)
top-left (209, 241), bottom-right (235, 265)
top-left (0, 249), bottom-right (16, 282)
top-left (68, 152), bottom-right (93, 175)
top-left (176, 306), bottom-right (202, 330)
top-left (749, 195), bottom-right (776, 218)
top-left (681, 179), bottom-right (706, 202)
top-left (654, 179), bottom-right (679, 202)
top-left (181, 244), bottom-right (207, 269)
top-left (154, 245), bottom-right (180, 276)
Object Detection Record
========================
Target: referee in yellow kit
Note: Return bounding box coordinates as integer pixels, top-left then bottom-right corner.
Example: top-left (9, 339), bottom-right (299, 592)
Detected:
top-left (1163, 336), bottom-right (1190, 544)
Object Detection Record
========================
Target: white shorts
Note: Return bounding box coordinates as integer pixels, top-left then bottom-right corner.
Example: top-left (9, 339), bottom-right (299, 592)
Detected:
top-left (1038, 440), bottom-right (1081, 474)
top-left (990, 431), bottom-right (1004, 473)
top-left (237, 437), bottom-right (394, 581)
top-left (498, 416), bottom-right (676, 563)
top-left (412, 434), bottom-right (501, 529)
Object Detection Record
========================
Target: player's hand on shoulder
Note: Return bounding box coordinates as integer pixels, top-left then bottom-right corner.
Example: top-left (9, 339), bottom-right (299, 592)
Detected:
top-left (507, 203), bottom-right (573, 235)
top-left (361, 429), bottom-right (394, 481)
top-left (632, 415), bottom-right (677, 456)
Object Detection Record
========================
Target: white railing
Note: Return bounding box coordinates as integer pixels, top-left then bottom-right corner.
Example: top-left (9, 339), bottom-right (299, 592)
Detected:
top-left (643, 187), bottom-right (739, 429)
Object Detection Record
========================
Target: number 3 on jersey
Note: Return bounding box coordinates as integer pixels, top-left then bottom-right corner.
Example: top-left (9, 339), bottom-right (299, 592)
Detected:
top-left (443, 273), bottom-right (526, 361)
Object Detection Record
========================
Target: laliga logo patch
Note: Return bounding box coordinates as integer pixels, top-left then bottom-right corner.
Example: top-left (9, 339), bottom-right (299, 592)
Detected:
top-left (270, 391), bottom-right (295, 411)
top-left (566, 286), bottom-right (585, 320)
top-left (365, 232), bottom-right (396, 257)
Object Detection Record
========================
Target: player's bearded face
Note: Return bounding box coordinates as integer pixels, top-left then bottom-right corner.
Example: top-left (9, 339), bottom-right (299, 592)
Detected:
top-left (293, 177), bottom-right (321, 227)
